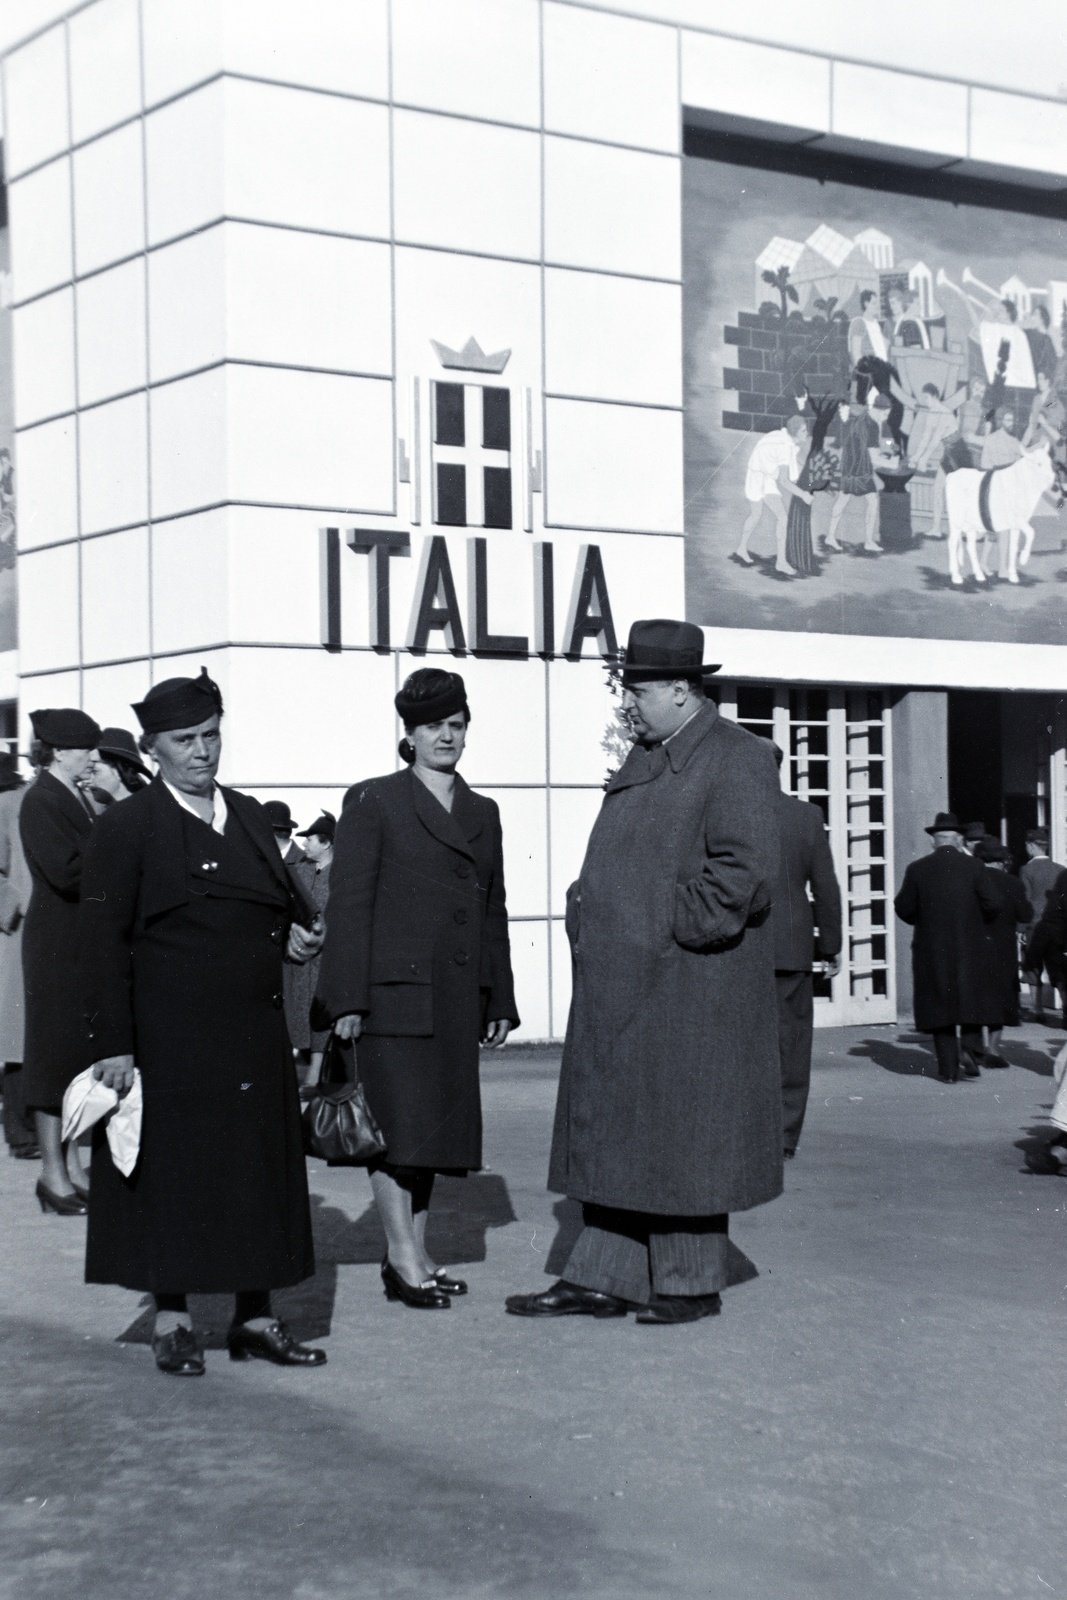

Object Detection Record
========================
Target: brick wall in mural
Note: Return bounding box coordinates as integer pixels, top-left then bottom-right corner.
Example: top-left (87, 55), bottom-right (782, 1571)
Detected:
top-left (683, 155), bottom-right (1067, 646)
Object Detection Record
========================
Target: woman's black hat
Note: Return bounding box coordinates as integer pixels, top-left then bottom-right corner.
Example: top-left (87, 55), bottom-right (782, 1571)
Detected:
top-left (296, 811), bottom-right (336, 843)
top-left (619, 620), bottom-right (721, 684)
top-left (0, 752), bottom-right (23, 791)
top-left (132, 667), bottom-right (223, 735)
top-left (96, 727), bottom-right (152, 778)
top-left (394, 672), bottom-right (469, 728)
top-left (29, 707), bottom-right (101, 749)
top-left (925, 811), bottom-right (962, 834)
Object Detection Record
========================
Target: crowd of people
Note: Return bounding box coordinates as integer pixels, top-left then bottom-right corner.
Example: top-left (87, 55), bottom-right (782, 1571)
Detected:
top-left (0, 619), bottom-right (1063, 1377)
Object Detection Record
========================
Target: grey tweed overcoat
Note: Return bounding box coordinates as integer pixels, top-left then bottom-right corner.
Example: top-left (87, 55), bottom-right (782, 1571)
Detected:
top-left (548, 701), bottom-right (784, 1217)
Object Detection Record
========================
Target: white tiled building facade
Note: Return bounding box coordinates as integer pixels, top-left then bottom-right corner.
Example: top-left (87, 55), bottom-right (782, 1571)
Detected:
top-left (3, 0), bottom-right (1067, 1037)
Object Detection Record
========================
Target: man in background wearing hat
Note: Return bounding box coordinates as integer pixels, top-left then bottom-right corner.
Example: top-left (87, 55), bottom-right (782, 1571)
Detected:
top-left (508, 619), bottom-right (783, 1325)
top-left (263, 800), bottom-right (305, 867)
top-left (82, 670), bottom-right (326, 1377)
top-left (895, 813), bottom-right (999, 1082)
top-left (284, 812), bottom-right (334, 1087)
top-left (20, 707), bottom-right (101, 1212)
top-left (769, 742), bottom-right (842, 1159)
top-left (1019, 828), bottom-right (1066, 1023)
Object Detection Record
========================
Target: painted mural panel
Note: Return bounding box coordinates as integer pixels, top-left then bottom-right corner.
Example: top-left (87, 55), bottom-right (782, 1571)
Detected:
top-left (683, 155), bottom-right (1067, 645)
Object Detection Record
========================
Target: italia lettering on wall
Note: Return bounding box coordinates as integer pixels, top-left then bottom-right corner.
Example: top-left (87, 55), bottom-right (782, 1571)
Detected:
top-left (319, 529), bottom-right (616, 661)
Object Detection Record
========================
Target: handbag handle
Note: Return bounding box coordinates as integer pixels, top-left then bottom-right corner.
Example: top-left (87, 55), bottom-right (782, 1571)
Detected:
top-left (319, 1029), bottom-right (355, 1088)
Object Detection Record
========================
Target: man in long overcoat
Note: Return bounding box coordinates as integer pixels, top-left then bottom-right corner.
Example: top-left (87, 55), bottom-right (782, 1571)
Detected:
top-left (82, 670), bottom-right (326, 1377)
top-left (770, 744), bottom-right (842, 1157)
top-left (507, 620), bottom-right (783, 1326)
top-left (894, 812), bottom-right (999, 1082)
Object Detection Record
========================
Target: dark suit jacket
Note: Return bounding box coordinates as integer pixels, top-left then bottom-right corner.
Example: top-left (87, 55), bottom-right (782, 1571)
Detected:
top-left (772, 792), bottom-right (842, 972)
top-left (316, 768), bottom-right (518, 1036)
top-left (895, 846), bottom-right (999, 1029)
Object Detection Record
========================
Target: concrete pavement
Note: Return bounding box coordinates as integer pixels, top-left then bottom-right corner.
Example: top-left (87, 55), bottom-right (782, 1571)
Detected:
top-left (0, 1023), bottom-right (1064, 1599)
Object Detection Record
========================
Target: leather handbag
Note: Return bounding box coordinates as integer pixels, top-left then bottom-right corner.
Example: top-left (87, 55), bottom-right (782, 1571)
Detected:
top-left (301, 1032), bottom-right (386, 1165)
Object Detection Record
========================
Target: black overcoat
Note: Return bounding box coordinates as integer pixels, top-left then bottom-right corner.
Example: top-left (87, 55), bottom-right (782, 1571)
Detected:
top-left (894, 846), bottom-right (1000, 1030)
top-left (20, 769), bottom-right (94, 1110)
top-left (772, 792), bottom-right (843, 972)
top-left (979, 869), bottom-right (1031, 1027)
top-left (316, 768), bottom-right (519, 1171)
top-left (82, 779), bottom-right (314, 1295)
top-left (548, 703), bottom-right (783, 1217)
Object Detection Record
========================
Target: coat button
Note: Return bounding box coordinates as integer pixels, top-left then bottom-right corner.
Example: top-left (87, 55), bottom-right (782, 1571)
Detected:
top-left (271, 991), bottom-right (284, 1009)
top-left (270, 927), bottom-right (284, 945)
top-left (455, 864), bottom-right (471, 879)
top-left (453, 908), bottom-right (468, 925)
top-left (453, 951), bottom-right (469, 966)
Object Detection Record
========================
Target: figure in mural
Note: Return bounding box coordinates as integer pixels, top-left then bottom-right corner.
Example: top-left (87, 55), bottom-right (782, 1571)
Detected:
top-left (886, 286), bottom-right (930, 350)
top-left (848, 289), bottom-right (888, 364)
top-left (735, 415), bottom-right (813, 576)
top-left (905, 382), bottom-right (969, 472)
top-left (786, 394), bottom-right (842, 574)
top-left (825, 392), bottom-right (883, 554)
top-left (1022, 370), bottom-right (1066, 449)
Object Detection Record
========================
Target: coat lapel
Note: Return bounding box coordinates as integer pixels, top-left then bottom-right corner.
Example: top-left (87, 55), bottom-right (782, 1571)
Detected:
top-left (224, 788), bottom-right (293, 894)
top-left (41, 768), bottom-right (94, 833)
top-left (409, 769), bottom-right (477, 861)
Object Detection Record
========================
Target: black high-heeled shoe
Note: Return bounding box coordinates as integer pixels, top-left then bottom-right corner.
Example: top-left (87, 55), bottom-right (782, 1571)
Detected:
top-left (36, 1180), bottom-right (88, 1216)
top-left (381, 1258), bottom-right (451, 1308)
top-left (70, 1180), bottom-right (90, 1204)
top-left (432, 1268), bottom-right (468, 1296)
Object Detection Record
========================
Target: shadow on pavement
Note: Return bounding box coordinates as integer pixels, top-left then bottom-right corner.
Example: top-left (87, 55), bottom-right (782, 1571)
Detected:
top-left (999, 1039), bottom-right (1057, 1076)
top-left (1, 1317), bottom-right (671, 1600)
top-left (117, 1177), bottom-right (517, 1348)
top-left (848, 1036), bottom-right (935, 1077)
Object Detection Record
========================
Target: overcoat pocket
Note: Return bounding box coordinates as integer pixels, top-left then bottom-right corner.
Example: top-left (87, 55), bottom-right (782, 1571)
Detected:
top-left (363, 943), bottom-right (434, 1037)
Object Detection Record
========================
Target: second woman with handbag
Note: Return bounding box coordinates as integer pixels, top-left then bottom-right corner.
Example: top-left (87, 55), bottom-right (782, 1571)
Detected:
top-left (316, 669), bottom-right (519, 1308)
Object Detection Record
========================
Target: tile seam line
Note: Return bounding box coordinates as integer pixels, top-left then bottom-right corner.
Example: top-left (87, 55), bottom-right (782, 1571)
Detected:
top-left (4, 70), bottom-right (681, 183)
top-left (546, 0), bottom-right (1067, 104)
top-left (2, 6), bottom-right (1066, 119)
top-left (9, 228), bottom-right (685, 304)
top-left (21, 518), bottom-right (688, 549)
top-left (20, 640), bottom-right (624, 670)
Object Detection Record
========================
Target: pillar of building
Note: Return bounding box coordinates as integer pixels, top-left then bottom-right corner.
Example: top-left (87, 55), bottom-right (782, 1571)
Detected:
top-left (891, 689), bottom-right (949, 1020)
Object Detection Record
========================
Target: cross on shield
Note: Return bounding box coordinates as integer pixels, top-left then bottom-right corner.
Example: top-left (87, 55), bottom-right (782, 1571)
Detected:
top-left (431, 381), bottom-right (512, 529)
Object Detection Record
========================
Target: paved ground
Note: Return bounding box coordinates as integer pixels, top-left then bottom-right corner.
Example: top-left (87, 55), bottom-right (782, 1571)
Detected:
top-left (1, 1023), bottom-right (1064, 1599)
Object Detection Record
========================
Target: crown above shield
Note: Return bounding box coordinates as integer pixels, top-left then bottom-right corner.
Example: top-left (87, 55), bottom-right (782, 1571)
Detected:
top-left (431, 337), bottom-right (511, 374)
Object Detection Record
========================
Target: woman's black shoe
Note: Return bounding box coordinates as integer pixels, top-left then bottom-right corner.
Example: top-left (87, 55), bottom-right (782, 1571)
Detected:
top-left (70, 1180), bottom-right (90, 1203)
top-left (153, 1326), bottom-right (205, 1377)
top-left (227, 1319), bottom-right (326, 1366)
top-left (381, 1259), bottom-right (451, 1308)
top-left (35, 1180), bottom-right (87, 1215)
top-left (432, 1269), bottom-right (468, 1295)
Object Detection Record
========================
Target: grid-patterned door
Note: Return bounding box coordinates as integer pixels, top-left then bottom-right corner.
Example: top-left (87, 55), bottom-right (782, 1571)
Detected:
top-left (719, 683), bottom-right (896, 1027)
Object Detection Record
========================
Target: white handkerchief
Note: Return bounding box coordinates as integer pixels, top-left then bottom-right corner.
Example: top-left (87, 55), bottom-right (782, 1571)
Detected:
top-left (61, 1067), bottom-right (143, 1178)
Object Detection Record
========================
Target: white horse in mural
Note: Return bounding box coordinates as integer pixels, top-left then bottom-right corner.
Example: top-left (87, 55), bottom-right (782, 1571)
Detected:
top-left (944, 443), bottom-right (1056, 586)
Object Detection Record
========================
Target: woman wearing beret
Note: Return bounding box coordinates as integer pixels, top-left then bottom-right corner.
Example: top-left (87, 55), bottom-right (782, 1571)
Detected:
top-left (284, 811), bottom-right (335, 1086)
top-left (317, 669), bottom-right (519, 1308)
top-left (20, 707), bottom-right (102, 1214)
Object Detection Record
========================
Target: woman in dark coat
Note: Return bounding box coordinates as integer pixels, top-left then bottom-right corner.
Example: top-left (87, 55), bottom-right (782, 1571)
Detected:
top-left (19, 707), bottom-right (101, 1214)
top-left (976, 839), bottom-right (1032, 1066)
top-left (317, 669), bottom-right (519, 1309)
top-left (83, 670), bottom-right (323, 1377)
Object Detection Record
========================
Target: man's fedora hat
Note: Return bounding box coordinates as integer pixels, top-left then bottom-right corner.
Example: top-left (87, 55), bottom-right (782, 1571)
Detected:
top-left (962, 821), bottom-right (987, 843)
top-left (263, 799), bottom-right (296, 834)
top-left (96, 727), bottom-right (152, 778)
top-left (619, 619), bottom-right (721, 684)
top-left (925, 811), bottom-right (962, 835)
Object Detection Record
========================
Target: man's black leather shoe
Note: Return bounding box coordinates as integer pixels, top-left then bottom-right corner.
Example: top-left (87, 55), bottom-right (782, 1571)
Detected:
top-left (153, 1326), bottom-right (205, 1376)
top-left (227, 1319), bottom-right (326, 1366)
top-left (635, 1292), bottom-right (722, 1325)
top-left (505, 1280), bottom-right (628, 1317)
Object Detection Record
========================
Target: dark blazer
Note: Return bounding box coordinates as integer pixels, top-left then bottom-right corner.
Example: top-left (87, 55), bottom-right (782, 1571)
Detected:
top-left (772, 793), bottom-right (842, 972)
top-left (895, 846), bottom-right (999, 1030)
top-left (19, 768), bottom-right (94, 1108)
top-left (81, 778), bottom-right (314, 1295)
top-left (316, 768), bottom-right (518, 1171)
top-left (1025, 876), bottom-right (1067, 973)
top-left (979, 869), bottom-right (1031, 1027)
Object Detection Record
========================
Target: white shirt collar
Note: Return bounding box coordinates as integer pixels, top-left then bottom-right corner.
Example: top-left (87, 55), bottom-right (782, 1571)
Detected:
top-left (163, 780), bottom-right (228, 835)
